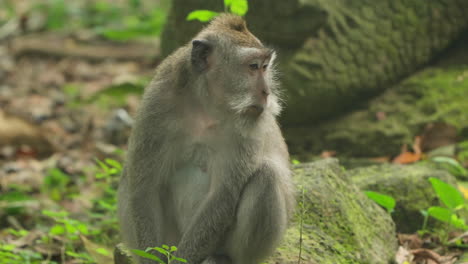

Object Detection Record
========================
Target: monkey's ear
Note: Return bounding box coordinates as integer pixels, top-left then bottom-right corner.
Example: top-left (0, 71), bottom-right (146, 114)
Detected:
top-left (191, 39), bottom-right (212, 72)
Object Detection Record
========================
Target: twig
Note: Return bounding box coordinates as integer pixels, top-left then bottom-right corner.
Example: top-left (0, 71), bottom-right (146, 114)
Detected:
top-left (10, 33), bottom-right (161, 61)
top-left (298, 186), bottom-right (306, 264)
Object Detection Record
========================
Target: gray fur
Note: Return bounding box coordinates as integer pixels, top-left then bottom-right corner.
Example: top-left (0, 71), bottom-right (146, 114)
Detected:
top-left (118, 14), bottom-right (295, 264)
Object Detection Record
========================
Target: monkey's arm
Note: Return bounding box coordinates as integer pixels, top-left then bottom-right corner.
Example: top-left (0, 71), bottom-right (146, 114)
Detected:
top-left (119, 163), bottom-right (168, 264)
top-left (119, 126), bottom-right (177, 264)
top-left (175, 185), bottom-right (239, 263)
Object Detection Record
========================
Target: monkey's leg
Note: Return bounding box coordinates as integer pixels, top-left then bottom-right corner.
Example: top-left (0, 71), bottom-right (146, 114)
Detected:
top-left (224, 167), bottom-right (289, 264)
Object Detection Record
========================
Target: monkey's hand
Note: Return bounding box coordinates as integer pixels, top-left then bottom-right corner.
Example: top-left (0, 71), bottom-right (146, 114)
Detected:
top-left (175, 186), bottom-right (238, 264)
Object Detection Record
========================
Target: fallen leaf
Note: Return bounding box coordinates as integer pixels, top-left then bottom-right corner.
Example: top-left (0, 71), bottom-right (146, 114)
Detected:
top-left (395, 246), bottom-right (413, 264)
top-left (393, 137), bottom-right (422, 164)
top-left (369, 156), bottom-right (391, 163)
top-left (393, 151), bottom-right (421, 164)
top-left (458, 186), bottom-right (468, 200)
top-left (398, 233), bottom-right (423, 249)
top-left (320, 150), bottom-right (336, 158)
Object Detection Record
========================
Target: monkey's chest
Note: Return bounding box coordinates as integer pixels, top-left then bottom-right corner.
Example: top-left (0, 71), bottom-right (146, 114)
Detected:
top-left (170, 163), bottom-right (211, 228)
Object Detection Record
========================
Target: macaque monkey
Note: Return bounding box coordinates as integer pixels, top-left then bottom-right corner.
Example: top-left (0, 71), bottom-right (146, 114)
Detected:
top-left (118, 14), bottom-right (295, 264)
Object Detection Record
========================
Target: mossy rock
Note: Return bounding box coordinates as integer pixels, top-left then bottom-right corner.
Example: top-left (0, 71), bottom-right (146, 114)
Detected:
top-left (347, 162), bottom-right (457, 233)
top-left (114, 243), bottom-right (133, 264)
top-left (285, 35), bottom-right (468, 158)
top-left (269, 158), bottom-right (397, 264)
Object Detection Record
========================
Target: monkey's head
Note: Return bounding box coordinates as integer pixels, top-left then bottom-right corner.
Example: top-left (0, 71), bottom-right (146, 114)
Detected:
top-left (190, 14), bottom-right (282, 124)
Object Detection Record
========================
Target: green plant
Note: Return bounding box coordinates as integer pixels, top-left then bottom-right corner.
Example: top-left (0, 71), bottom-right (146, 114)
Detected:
top-left (0, 190), bottom-right (34, 215)
top-left (431, 156), bottom-right (468, 179)
top-left (41, 210), bottom-right (98, 263)
top-left (457, 140), bottom-right (468, 166)
top-left (42, 168), bottom-right (71, 201)
top-left (94, 158), bottom-right (121, 212)
top-left (0, 243), bottom-right (46, 264)
top-left (187, 0), bottom-right (249, 22)
top-left (1, 229), bottom-right (49, 263)
top-left (87, 158), bottom-right (122, 244)
top-left (36, 0), bottom-right (168, 40)
top-left (44, 0), bottom-right (67, 30)
top-left (426, 178), bottom-right (467, 232)
top-left (292, 159), bottom-right (301, 165)
top-left (364, 191), bottom-right (396, 213)
top-left (42, 210), bottom-right (91, 241)
top-left (132, 245), bottom-right (187, 263)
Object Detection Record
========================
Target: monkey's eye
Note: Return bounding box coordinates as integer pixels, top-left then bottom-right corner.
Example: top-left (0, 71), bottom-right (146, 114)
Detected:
top-left (249, 63), bottom-right (259, 70)
top-left (262, 64), bottom-right (268, 70)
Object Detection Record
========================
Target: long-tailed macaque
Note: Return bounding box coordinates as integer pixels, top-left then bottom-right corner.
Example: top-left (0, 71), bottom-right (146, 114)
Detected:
top-left (118, 14), bottom-right (295, 264)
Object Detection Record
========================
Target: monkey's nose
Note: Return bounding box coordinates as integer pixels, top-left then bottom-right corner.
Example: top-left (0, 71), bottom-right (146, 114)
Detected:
top-left (247, 105), bottom-right (264, 116)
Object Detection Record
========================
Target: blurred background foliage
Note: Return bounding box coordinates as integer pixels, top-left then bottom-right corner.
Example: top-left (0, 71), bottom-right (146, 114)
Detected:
top-left (0, 0), bottom-right (170, 41)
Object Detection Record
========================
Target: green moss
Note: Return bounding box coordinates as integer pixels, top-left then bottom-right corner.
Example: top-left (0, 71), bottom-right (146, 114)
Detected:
top-left (285, 62), bottom-right (468, 158)
top-left (405, 67), bottom-right (468, 128)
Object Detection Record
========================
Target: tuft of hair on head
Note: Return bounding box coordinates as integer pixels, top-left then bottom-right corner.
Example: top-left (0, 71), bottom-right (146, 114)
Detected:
top-left (201, 13), bottom-right (263, 48)
top-left (209, 13), bottom-right (247, 32)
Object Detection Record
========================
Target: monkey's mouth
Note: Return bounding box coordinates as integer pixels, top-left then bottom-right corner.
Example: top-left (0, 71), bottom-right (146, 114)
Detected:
top-left (245, 105), bottom-right (264, 117)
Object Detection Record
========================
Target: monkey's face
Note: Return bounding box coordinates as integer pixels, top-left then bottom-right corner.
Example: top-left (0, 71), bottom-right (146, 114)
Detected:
top-left (226, 47), bottom-right (276, 118)
top-left (206, 45), bottom-right (282, 123)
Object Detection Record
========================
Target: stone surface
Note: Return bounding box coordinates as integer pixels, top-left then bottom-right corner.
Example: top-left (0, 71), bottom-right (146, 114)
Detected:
top-left (348, 162), bottom-right (457, 233)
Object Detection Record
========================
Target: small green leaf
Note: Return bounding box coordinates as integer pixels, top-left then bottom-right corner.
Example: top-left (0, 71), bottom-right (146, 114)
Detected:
top-left (76, 223), bottom-right (89, 235)
top-left (173, 256), bottom-right (188, 263)
top-left (96, 248), bottom-right (110, 256)
top-left (229, 0), bottom-right (248, 16)
top-left (451, 214), bottom-right (468, 230)
top-left (152, 247), bottom-right (168, 255)
top-left (1, 244), bottom-right (15, 251)
top-left (364, 191), bottom-right (396, 213)
top-left (105, 158), bottom-right (123, 170)
top-left (7, 228), bottom-right (29, 237)
top-left (96, 159), bottom-right (110, 172)
top-left (170, 246), bottom-right (177, 252)
top-left (131, 249), bottom-right (163, 262)
top-left (292, 159), bottom-right (300, 165)
top-left (65, 223), bottom-right (78, 234)
top-left (47, 0), bottom-right (67, 30)
top-left (427, 206), bottom-right (452, 222)
top-left (429, 177), bottom-right (464, 209)
top-left (162, 245), bottom-right (169, 250)
top-left (109, 168), bottom-right (119, 175)
top-left (42, 210), bottom-right (68, 218)
top-left (186, 10), bottom-right (219, 22)
top-left (50, 224), bottom-right (65, 235)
